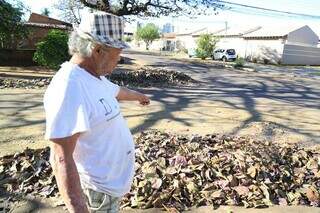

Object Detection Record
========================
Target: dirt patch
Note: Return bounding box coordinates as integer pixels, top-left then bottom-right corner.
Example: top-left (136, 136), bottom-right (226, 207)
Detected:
top-left (237, 122), bottom-right (312, 145)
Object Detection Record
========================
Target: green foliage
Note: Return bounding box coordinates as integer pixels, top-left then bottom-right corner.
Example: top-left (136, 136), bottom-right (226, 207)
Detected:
top-left (33, 30), bottom-right (70, 69)
top-left (78, 0), bottom-right (225, 18)
top-left (135, 23), bottom-right (160, 50)
top-left (124, 36), bottom-right (133, 42)
top-left (195, 34), bottom-right (218, 60)
top-left (233, 57), bottom-right (245, 68)
top-left (41, 8), bottom-right (50, 16)
top-left (0, 0), bottom-right (28, 48)
top-left (195, 49), bottom-right (208, 60)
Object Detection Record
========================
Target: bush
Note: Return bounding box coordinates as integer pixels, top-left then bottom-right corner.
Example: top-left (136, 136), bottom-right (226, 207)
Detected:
top-left (233, 57), bottom-right (245, 68)
top-left (33, 30), bottom-right (69, 69)
top-left (195, 34), bottom-right (218, 60)
top-left (252, 57), bottom-right (258, 63)
top-left (195, 48), bottom-right (208, 60)
top-left (277, 59), bottom-right (282, 65)
top-left (124, 36), bottom-right (132, 42)
top-left (263, 58), bottom-right (270, 64)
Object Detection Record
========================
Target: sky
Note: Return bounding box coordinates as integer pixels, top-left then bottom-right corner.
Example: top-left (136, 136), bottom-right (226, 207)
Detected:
top-left (20, 0), bottom-right (320, 34)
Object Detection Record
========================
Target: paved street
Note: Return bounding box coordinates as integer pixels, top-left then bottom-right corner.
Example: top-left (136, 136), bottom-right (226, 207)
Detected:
top-left (1, 50), bottom-right (320, 157)
top-left (121, 50), bottom-right (320, 145)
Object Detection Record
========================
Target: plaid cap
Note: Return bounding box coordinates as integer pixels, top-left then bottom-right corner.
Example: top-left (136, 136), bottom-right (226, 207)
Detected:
top-left (76, 11), bottom-right (129, 49)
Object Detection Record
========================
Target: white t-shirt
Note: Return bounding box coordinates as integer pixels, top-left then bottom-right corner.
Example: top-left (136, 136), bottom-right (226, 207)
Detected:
top-left (43, 62), bottom-right (135, 197)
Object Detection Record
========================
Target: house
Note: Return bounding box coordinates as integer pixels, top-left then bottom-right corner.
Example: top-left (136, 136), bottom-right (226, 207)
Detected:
top-left (242, 25), bottom-right (320, 65)
top-left (20, 13), bottom-right (73, 49)
top-left (174, 26), bottom-right (260, 52)
top-left (161, 33), bottom-right (177, 51)
top-left (161, 23), bottom-right (320, 65)
top-left (0, 13), bottom-right (73, 66)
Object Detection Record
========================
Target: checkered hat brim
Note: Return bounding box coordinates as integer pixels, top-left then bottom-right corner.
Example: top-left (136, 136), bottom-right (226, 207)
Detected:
top-left (77, 12), bottom-right (129, 49)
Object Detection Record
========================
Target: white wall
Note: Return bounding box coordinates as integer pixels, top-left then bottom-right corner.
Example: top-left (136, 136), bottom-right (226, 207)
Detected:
top-left (243, 39), bottom-right (284, 63)
top-left (282, 44), bottom-right (320, 65)
top-left (129, 39), bottom-right (164, 51)
top-left (214, 38), bottom-right (284, 63)
top-left (149, 39), bottom-right (164, 50)
top-left (175, 35), bottom-right (196, 49)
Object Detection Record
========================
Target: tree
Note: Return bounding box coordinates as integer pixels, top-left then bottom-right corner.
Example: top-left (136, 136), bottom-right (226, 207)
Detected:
top-left (33, 30), bottom-right (70, 69)
top-left (41, 8), bottom-right (50, 16)
top-left (78, 0), bottom-right (225, 17)
top-left (195, 34), bottom-right (218, 60)
top-left (135, 23), bottom-right (160, 50)
top-left (0, 0), bottom-right (28, 49)
top-left (54, 0), bottom-right (83, 24)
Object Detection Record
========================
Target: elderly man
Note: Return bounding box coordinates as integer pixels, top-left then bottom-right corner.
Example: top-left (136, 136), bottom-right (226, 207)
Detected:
top-left (43, 12), bottom-right (150, 212)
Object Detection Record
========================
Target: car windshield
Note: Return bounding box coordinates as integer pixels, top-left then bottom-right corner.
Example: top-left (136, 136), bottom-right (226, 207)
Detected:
top-left (226, 49), bottom-right (235, 55)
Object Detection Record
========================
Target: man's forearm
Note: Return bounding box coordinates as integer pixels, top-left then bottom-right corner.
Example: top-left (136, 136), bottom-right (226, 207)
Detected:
top-left (52, 157), bottom-right (89, 213)
top-left (117, 87), bottom-right (139, 101)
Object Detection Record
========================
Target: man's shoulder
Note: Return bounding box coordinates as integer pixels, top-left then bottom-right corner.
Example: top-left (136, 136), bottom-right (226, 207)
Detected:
top-left (48, 63), bottom-right (84, 90)
top-left (45, 63), bottom-right (83, 97)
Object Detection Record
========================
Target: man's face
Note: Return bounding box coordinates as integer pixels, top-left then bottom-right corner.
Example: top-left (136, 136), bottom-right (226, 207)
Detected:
top-left (94, 45), bottom-right (122, 75)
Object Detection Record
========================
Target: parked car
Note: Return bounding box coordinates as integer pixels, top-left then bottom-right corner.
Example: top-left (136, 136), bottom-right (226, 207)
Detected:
top-left (188, 48), bottom-right (196, 58)
top-left (212, 48), bottom-right (237, 61)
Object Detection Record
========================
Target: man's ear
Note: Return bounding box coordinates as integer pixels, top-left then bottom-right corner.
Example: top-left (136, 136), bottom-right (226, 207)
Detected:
top-left (92, 45), bottom-right (101, 55)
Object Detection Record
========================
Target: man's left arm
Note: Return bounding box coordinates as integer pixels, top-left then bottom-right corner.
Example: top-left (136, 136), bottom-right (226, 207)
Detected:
top-left (116, 87), bottom-right (150, 105)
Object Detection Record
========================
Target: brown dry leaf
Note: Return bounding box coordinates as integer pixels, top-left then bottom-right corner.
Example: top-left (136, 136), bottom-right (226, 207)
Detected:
top-left (278, 198), bottom-right (288, 206)
top-left (151, 178), bottom-right (162, 190)
top-left (186, 182), bottom-right (198, 193)
top-left (157, 157), bottom-right (166, 168)
top-left (247, 166), bottom-right (257, 178)
top-left (211, 190), bottom-right (223, 199)
top-left (165, 167), bottom-right (177, 175)
top-left (305, 186), bottom-right (320, 203)
top-left (234, 186), bottom-right (249, 196)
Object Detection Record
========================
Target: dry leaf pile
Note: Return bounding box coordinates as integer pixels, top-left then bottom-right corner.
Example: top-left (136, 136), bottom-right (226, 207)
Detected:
top-left (0, 78), bottom-right (50, 89)
top-left (0, 67), bottom-right (195, 89)
top-left (110, 67), bottom-right (197, 87)
top-left (1, 131), bottom-right (320, 211)
top-left (0, 147), bottom-right (57, 201)
top-left (121, 131), bottom-right (320, 210)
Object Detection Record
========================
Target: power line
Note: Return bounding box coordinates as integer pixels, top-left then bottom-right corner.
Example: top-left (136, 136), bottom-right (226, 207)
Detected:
top-left (218, 0), bottom-right (320, 20)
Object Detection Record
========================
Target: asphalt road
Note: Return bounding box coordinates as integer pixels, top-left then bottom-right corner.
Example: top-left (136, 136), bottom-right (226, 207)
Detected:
top-left (0, 50), bottom-right (319, 153)
top-left (122, 50), bottom-right (320, 144)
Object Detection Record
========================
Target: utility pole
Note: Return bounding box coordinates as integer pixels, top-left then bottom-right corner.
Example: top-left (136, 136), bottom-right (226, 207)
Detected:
top-left (223, 21), bottom-right (228, 65)
top-left (225, 21), bottom-right (228, 37)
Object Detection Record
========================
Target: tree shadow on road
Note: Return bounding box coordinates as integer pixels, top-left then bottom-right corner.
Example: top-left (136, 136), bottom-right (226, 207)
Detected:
top-left (0, 63), bottom-right (319, 144)
top-left (131, 71), bottom-right (320, 143)
top-left (0, 93), bottom-right (45, 131)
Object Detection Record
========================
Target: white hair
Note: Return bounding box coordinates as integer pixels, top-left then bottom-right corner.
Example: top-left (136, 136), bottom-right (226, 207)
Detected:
top-left (68, 31), bottom-right (97, 57)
